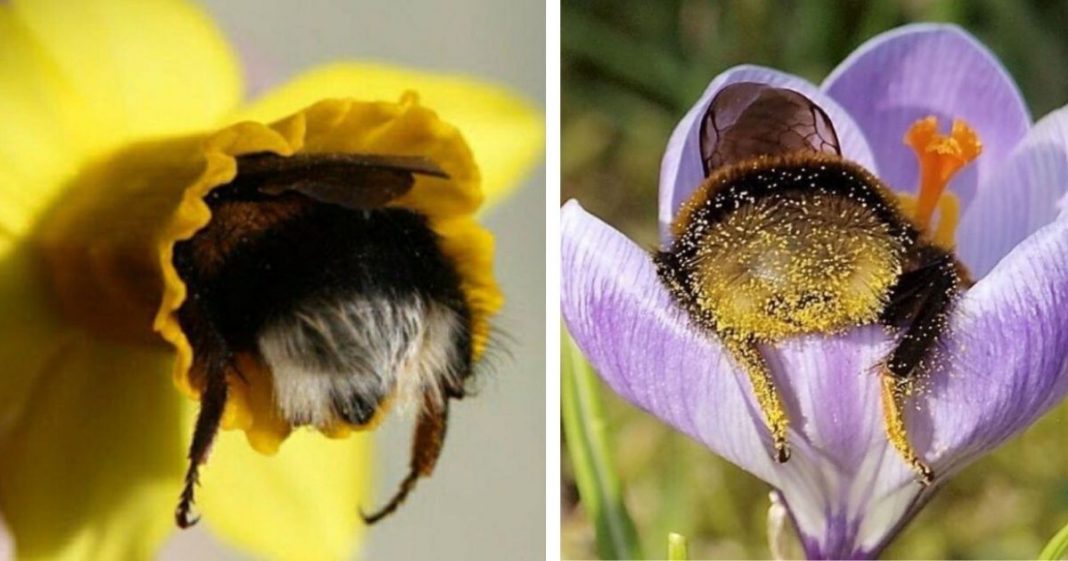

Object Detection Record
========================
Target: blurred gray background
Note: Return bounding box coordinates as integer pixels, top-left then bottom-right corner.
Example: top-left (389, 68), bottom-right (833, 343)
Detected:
top-left (159, 1), bottom-right (545, 559)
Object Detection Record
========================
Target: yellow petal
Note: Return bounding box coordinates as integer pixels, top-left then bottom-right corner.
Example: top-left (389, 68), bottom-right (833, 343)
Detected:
top-left (431, 216), bottom-right (504, 358)
top-left (8, 0), bottom-right (241, 147)
top-left (0, 337), bottom-right (183, 561)
top-left (236, 62), bottom-right (544, 208)
top-left (0, 0), bottom-right (242, 245)
top-left (197, 425), bottom-right (372, 561)
top-left (0, 11), bottom-right (102, 239)
top-left (0, 244), bottom-right (71, 437)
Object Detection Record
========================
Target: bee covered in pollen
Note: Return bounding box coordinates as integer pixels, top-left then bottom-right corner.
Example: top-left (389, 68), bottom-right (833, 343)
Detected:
top-left (173, 152), bottom-right (486, 527)
top-left (655, 82), bottom-right (981, 482)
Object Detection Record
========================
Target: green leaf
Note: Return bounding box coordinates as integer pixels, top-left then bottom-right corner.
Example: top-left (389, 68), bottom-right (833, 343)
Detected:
top-left (561, 4), bottom-right (688, 111)
top-left (562, 329), bottom-right (643, 560)
top-left (667, 532), bottom-right (689, 561)
top-left (1039, 521), bottom-right (1068, 560)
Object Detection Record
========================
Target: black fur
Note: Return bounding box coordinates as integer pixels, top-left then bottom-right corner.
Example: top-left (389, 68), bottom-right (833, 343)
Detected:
top-left (170, 153), bottom-right (474, 528)
top-left (176, 203), bottom-right (471, 362)
top-left (879, 247), bottom-right (960, 378)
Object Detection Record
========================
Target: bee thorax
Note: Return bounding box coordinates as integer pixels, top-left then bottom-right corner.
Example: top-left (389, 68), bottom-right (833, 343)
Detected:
top-left (257, 295), bottom-right (466, 428)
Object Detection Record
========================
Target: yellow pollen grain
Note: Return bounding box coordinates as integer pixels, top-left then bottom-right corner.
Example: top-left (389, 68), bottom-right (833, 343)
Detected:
top-left (726, 338), bottom-right (790, 461)
top-left (903, 116), bottom-right (981, 235)
top-left (880, 373), bottom-right (934, 483)
top-left (692, 193), bottom-right (903, 341)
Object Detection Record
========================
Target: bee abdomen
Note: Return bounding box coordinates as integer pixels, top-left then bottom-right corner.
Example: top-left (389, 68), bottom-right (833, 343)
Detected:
top-left (661, 157), bottom-right (914, 342)
top-left (183, 204), bottom-right (475, 429)
top-left (258, 294), bottom-right (467, 428)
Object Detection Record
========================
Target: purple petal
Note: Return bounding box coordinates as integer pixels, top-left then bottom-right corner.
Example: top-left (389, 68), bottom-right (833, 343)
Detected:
top-left (561, 200), bottom-right (774, 476)
top-left (823, 24), bottom-right (1031, 210)
top-left (658, 66), bottom-right (877, 243)
top-left (563, 199), bottom-right (1068, 557)
top-left (926, 216), bottom-right (1068, 472)
top-left (763, 332), bottom-right (920, 558)
top-left (562, 201), bottom-right (921, 557)
top-left (957, 106), bottom-right (1068, 277)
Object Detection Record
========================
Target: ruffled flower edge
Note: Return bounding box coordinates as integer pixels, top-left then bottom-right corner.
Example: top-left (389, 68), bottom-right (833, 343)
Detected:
top-left (145, 94), bottom-right (500, 452)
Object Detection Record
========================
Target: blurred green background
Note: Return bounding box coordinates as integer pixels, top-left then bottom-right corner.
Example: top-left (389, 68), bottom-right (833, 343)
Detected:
top-left (561, 1), bottom-right (1068, 559)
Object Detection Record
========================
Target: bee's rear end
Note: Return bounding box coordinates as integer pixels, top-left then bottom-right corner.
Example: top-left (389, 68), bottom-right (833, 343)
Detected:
top-left (171, 153), bottom-right (476, 527)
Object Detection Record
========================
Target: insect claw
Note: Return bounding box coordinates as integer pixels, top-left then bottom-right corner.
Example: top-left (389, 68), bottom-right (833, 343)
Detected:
top-left (175, 505), bottom-right (200, 529)
top-left (775, 443), bottom-right (791, 463)
top-left (915, 462), bottom-right (934, 486)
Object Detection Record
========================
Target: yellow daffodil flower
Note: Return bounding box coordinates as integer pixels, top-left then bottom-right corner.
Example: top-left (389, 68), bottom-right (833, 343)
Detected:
top-left (0, 1), bottom-right (543, 560)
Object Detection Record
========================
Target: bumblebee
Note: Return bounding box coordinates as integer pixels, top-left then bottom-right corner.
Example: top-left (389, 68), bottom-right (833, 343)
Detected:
top-left (172, 153), bottom-right (474, 527)
top-left (655, 83), bottom-right (978, 482)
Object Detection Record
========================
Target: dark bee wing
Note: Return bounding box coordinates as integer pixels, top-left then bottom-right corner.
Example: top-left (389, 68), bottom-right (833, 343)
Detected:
top-left (235, 153), bottom-right (449, 209)
top-left (699, 82), bottom-right (840, 176)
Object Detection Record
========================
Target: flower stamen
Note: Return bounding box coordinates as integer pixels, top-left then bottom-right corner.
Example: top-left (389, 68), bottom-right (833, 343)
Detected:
top-left (896, 192), bottom-right (961, 249)
top-left (903, 116), bottom-right (981, 236)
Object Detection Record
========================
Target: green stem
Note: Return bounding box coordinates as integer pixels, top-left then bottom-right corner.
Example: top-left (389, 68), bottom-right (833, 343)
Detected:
top-left (1039, 521), bottom-right (1068, 560)
top-left (667, 532), bottom-right (689, 560)
top-left (562, 330), bottom-right (642, 559)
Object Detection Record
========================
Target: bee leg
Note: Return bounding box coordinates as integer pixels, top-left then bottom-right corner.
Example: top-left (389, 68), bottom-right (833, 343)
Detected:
top-left (175, 302), bottom-right (232, 529)
top-left (878, 250), bottom-right (960, 485)
top-left (725, 337), bottom-right (791, 463)
top-left (361, 393), bottom-right (449, 524)
top-left (878, 371), bottom-right (932, 484)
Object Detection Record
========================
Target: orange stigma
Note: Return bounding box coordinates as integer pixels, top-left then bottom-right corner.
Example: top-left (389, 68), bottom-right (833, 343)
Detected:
top-left (903, 116), bottom-right (982, 235)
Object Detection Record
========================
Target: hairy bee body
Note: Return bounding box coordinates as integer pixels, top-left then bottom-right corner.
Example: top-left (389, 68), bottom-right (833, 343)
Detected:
top-left (172, 153), bottom-right (471, 527)
top-left (175, 200), bottom-right (472, 427)
top-left (659, 153), bottom-right (923, 342)
top-left (655, 82), bottom-right (965, 477)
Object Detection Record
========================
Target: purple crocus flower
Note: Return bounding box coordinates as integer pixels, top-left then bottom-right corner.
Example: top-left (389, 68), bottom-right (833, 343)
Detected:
top-left (561, 23), bottom-right (1068, 559)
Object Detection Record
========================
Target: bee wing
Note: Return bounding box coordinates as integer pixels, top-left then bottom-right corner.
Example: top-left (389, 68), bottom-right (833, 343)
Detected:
top-left (236, 153), bottom-right (449, 209)
top-left (699, 82), bottom-right (840, 176)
